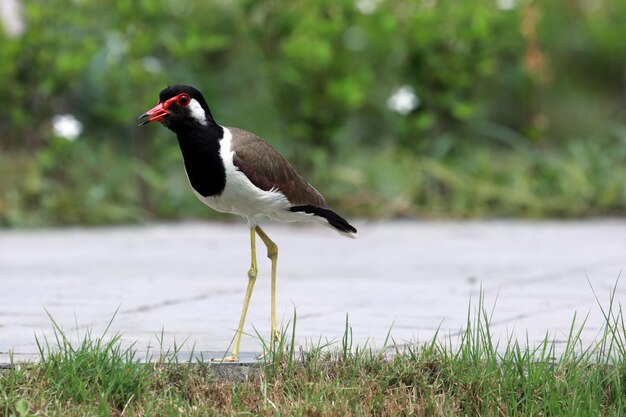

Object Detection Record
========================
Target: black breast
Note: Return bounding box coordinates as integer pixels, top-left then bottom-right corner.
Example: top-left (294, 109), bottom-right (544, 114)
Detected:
top-left (175, 125), bottom-right (226, 197)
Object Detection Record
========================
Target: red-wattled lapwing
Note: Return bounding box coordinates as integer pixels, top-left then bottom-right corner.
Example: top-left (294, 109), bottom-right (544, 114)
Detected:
top-left (138, 85), bottom-right (357, 362)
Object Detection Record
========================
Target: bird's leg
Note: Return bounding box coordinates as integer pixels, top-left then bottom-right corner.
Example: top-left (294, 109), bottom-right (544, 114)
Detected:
top-left (255, 225), bottom-right (280, 343)
top-left (217, 227), bottom-right (258, 362)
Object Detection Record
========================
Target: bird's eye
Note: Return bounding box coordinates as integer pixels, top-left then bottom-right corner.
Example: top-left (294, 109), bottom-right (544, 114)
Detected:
top-left (177, 94), bottom-right (190, 107)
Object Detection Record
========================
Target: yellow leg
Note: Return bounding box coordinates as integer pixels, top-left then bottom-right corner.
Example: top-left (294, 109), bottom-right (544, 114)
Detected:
top-left (255, 225), bottom-right (280, 343)
top-left (215, 228), bottom-right (257, 362)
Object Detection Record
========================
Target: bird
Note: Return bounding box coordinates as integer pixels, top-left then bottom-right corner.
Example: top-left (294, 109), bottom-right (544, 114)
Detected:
top-left (138, 85), bottom-right (357, 362)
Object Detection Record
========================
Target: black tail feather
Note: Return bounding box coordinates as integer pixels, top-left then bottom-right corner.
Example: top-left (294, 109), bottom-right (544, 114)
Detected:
top-left (289, 205), bottom-right (357, 234)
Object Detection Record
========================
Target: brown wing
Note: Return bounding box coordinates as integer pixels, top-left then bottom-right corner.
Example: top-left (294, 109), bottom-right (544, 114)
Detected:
top-left (228, 127), bottom-right (328, 208)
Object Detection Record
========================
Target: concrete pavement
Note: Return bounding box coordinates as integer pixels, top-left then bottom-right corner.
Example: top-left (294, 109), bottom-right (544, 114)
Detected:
top-left (1, 220), bottom-right (625, 364)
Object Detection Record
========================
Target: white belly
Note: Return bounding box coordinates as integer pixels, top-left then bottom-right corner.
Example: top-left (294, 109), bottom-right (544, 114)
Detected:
top-left (189, 127), bottom-right (292, 224)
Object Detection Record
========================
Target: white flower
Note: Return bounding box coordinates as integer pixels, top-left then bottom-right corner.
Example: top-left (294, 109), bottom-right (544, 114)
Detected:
top-left (387, 85), bottom-right (419, 116)
top-left (52, 114), bottom-right (83, 141)
top-left (356, 0), bottom-right (378, 14)
top-left (0, 0), bottom-right (25, 37)
top-left (496, 0), bottom-right (516, 10)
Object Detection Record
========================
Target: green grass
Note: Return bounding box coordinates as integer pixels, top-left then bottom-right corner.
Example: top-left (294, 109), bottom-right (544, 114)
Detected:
top-left (318, 130), bottom-right (626, 219)
top-left (1, 288), bottom-right (625, 416)
top-left (2, 130), bottom-right (626, 227)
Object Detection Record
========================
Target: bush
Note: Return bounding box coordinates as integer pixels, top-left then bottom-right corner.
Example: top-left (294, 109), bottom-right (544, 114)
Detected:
top-left (1, 0), bottom-right (625, 225)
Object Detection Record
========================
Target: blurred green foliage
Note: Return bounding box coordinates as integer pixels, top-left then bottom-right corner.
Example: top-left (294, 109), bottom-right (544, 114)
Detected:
top-left (0, 0), bottom-right (625, 226)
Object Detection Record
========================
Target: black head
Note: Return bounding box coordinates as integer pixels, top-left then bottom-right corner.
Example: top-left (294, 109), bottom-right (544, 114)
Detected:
top-left (138, 85), bottom-right (216, 131)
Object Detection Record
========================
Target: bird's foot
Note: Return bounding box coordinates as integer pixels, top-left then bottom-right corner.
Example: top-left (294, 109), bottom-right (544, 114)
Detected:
top-left (210, 354), bottom-right (238, 363)
top-left (256, 332), bottom-right (281, 361)
top-left (272, 329), bottom-right (281, 343)
top-left (256, 349), bottom-right (277, 361)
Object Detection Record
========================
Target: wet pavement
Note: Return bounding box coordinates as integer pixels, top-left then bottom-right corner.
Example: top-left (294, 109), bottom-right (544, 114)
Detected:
top-left (1, 220), bottom-right (625, 364)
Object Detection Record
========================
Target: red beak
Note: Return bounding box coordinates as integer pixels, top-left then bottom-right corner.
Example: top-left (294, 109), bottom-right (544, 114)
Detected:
top-left (138, 102), bottom-right (170, 126)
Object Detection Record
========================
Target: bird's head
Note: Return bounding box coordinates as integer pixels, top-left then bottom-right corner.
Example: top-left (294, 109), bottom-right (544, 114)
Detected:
top-left (138, 85), bottom-right (214, 131)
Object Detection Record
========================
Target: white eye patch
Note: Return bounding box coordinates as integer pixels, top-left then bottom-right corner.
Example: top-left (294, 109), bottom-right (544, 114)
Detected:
top-left (188, 98), bottom-right (208, 126)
